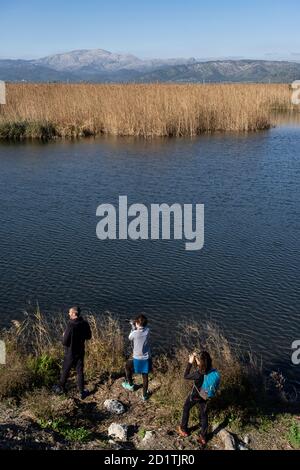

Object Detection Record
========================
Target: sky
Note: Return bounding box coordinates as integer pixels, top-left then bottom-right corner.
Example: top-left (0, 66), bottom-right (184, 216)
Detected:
top-left (1, 0), bottom-right (300, 60)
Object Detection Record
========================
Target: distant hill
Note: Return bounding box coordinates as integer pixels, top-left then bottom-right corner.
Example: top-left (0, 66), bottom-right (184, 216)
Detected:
top-left (0, 49), bottom-right (300, 83)
top-left (0, 59), bottom-right (80, 82)
top-left (34, 48), bottom-right (196, 73)
top-left (138, 60), bottom-right (300, 83)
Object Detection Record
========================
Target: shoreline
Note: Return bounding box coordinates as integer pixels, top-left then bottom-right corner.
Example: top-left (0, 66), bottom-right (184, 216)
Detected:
top-left (0, 311), bottom-right (299, 450)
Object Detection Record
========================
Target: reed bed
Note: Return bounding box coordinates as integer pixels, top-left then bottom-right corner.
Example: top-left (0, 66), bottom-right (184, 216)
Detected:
top-left (0, 308), bottom-right (125, 399)
top-left (0, 83), bottom-right (291, 140)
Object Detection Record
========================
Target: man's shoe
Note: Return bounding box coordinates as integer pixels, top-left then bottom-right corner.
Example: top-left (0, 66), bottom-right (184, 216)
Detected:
top-left (52, 385), bottom-right (64, 395)
top-left (122, 381), bottom-right (135, 392)
top-left (177, 426), bottom-right (189, 438)
top-left (80, 390), bottom-right (89, 400)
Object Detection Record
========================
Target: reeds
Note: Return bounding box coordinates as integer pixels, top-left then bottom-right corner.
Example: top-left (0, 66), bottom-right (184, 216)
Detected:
top-left (0, 83), bottom-right (291, 140)
top-left (153, 321), bottom-right (266, 425)
top-left (0, 308), bottom-right (125, 398)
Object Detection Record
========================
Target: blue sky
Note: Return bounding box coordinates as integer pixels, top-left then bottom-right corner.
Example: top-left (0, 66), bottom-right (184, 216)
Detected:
top-left (1, 0), bottom-right (299, 60)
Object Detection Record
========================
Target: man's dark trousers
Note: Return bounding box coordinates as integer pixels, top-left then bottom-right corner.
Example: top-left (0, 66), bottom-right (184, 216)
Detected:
top-left (59, 354), bottom-right (84, 393)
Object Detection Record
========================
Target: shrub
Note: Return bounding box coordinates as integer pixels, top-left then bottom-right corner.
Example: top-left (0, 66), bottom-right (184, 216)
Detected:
top-left (288, 421), bottom-right (300, 449)
top-left (85, 314), bottom-right (125, 380)
top-left (0, 349), bottom-right (33, 399)
top-left (38, 416), bottom-right (91, 442)
top-left (27, 354), bottom-right (60, 387)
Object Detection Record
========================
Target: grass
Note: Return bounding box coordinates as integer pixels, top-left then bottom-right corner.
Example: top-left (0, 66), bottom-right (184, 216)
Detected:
top-left (38, 417), bottom-right (92, 442)
top-left (288, 420), bottom-right (300, 449)
top-left (0, 83), bottom-right (292, 140)
top-left (137, 428), bottom-right (147, 439)
top-left (0, 306), bottom-right (124, 399)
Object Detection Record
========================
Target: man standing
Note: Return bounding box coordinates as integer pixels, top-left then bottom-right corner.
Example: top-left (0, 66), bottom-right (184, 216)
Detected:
top-left (54, 306), bottom-right (92, 399)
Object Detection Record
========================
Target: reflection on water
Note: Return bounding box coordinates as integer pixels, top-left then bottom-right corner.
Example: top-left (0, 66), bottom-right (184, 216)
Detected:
top-left (272, 110), bottom-right (300, 127)
top-left (0, 116), bottom-right (300, 383)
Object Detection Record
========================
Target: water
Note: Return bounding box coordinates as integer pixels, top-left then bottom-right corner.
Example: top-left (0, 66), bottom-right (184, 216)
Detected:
top-left (0, 120), bottom-right (300, 381)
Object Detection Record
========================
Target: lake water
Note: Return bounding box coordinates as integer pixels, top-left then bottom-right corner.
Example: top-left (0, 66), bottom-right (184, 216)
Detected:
top-left (0, 119), bottom-right (299, 382)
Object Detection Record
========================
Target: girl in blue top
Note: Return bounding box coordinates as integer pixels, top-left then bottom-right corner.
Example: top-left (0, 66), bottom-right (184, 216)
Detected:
top-left (178, 351), bottom-right (220, 446)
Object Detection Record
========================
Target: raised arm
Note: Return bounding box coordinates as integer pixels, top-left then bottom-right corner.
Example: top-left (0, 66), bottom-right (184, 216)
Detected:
top-left (184, 362), bottom-right (202, 380)
top-left (128, 321), bottom-right (137, 341)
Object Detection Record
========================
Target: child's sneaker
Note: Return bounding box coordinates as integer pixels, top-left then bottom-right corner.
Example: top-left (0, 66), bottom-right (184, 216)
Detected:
top-left (142, 392), bottom-right (150, 401)
top-left (122, 381), bottom-right (135, 392)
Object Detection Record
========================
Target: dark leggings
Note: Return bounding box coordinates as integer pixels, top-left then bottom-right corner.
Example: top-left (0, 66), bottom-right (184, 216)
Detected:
top-left (59, 355), bottom-right (84, 393)
top-left (125, 359), bottom-right (148, 396)
top-left (181, 395), bottom-right (208, 437)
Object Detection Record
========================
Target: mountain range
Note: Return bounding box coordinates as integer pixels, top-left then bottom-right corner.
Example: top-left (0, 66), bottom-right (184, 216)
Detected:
top-left (1, 49), bottom-right (300, 83)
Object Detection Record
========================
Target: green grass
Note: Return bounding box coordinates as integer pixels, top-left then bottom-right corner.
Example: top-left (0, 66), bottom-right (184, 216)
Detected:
top-left (288, 420), bottom-right (300, 449)
top-left (38, 417), bottom-right (92, 443)
top-left (138, 428), bottom-right (146, 439)
top-left (0, 120), bottom-right (57, 140)
top-left (27, 353), bottom-right (60, 387)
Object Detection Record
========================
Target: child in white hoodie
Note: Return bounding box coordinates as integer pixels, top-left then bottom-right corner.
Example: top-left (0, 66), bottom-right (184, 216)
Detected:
top-left (122, 314), bottom-right (151, 401)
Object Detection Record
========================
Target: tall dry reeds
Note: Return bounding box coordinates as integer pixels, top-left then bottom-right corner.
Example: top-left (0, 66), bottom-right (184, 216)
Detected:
top-left (153, 322), bottom-right (266, 425)
top-left (0, 83), bottom-right (291, 139)
top-left (0, 308), bottom-right (125, 398)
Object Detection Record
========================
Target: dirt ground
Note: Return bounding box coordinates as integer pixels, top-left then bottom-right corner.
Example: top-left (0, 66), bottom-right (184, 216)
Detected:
top-left (0, 376), bottom-right (297, 451)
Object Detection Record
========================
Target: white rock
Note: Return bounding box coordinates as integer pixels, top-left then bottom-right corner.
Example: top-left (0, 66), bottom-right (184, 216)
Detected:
top-left (142, 431), bottom-right (155, 442)
top-left (212, 424), bottom-right (236, 450)
top-left (108, 439), bottom-right (123, 450)
top-left (238, 443), bottom-right (249, 451)
top-left (108, 423), bottom-right (128, 442)
top-left (104, 399), bottom-right (126, 415)
top-left (218, 429), bottom-right (236, 450)
top-left (244, 435), bottom-right (250, 445)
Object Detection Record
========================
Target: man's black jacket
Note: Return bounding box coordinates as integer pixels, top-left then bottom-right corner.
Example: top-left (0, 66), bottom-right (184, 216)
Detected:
top-left (62, 317), bottom-right (92, 359)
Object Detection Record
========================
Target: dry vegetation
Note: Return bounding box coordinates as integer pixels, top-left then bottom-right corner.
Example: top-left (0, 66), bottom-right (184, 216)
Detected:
top-left (0, 308), bottom-right (125, 400)
top-left (0, 83), bottom-right (292, 140)
top-left (152, 322), bottom-right (267, 426)
top-left (0, 309), bottom-right (290, 412)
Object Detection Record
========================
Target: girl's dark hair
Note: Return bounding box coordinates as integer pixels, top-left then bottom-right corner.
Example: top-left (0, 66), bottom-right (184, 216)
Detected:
top-left (135, 314), bottom-right (148, 327)
top-left (198, 351), bottom-right (212, 374)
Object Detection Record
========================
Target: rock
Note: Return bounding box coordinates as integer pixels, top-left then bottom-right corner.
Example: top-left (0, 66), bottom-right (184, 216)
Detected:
top-left (104, 399), bottom-right (126, 415)
top-left (142, 431), bottom-right (155, 442)
top-left (238, 443), bottom-right (249, 451)
top-left (108, 423), bottom-right (128, 442)
top-left (108, 439), bottom-right (123, 450)
top-left (149, 380), bottom-right (162, 392)
top-left (244, 435), bottom-right (250, 445)
top-left (218, 429), bottom-right (236, 450)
